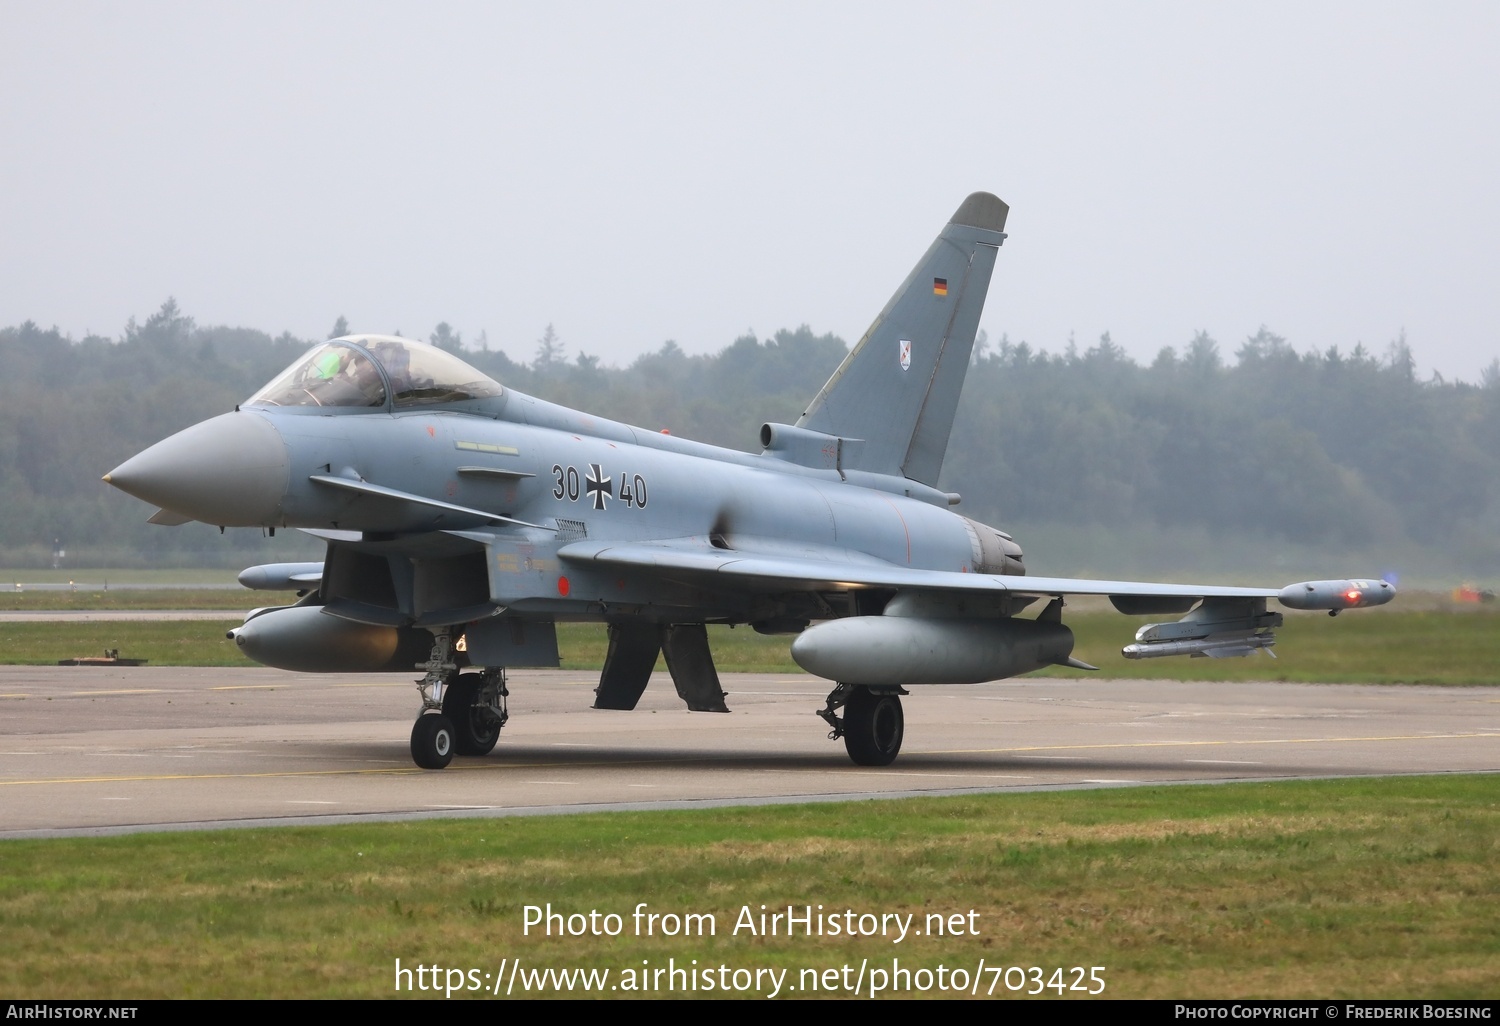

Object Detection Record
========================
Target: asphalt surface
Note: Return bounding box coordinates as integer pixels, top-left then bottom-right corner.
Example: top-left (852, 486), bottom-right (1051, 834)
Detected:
top-left (2, 666), bottom-right (1496, 838)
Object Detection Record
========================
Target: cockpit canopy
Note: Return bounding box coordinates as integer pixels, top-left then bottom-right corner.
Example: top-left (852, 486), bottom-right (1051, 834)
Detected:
top-left (245, 336), bottom-right (504, 410)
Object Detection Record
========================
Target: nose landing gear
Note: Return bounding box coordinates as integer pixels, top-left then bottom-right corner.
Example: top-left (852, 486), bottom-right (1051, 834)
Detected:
top-left (442, 668), bottom-right (508, 756)
top-left (411, 712), bottom-right (456, 769)
top-left (408, 630), bottom-right (509, 769)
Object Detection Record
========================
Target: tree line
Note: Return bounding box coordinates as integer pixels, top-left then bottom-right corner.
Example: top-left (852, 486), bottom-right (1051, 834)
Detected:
top-left (1, 301), bottom-right (1495, 574)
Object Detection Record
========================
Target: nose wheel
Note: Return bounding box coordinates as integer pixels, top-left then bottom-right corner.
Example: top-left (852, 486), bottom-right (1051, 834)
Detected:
top-left (442, 668), bottom-right (507, 756)
top-left (411, 713), bottom-right (456, 769)
top-left (818, 683), bottom-right (907, 766)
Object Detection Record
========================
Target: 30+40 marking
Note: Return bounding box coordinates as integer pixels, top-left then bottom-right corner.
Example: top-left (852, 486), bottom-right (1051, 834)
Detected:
top-left (552, 463), bottom-right (648, 511)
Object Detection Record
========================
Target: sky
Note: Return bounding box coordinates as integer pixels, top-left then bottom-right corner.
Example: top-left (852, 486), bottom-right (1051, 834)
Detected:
top-left (3, 2), bottom-right (1498, 381)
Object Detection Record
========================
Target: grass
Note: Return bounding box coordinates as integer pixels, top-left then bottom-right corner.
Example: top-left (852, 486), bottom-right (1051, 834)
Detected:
top-left (0, 775), bottom-right (1495, 998)
top-left (4, 610), bottom-right (1498, 685)
top-left (0, 568), bottom-right (241, 586)
top-left (0, 587), bottom-right (290, 611)
top-left (0, 620), bottom-right (249, 666)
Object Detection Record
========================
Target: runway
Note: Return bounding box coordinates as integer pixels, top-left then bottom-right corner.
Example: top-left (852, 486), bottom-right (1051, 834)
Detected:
top-left (1, 665), bottom-right (1496, 838)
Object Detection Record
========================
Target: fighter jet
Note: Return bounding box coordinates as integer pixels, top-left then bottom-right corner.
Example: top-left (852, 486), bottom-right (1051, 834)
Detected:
top-left (104, 192), bottom-right (1393, 769)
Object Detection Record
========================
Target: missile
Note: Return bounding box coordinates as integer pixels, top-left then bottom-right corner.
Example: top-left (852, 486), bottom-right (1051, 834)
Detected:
top-left (1122, 633), bottom-right (1275, 660)
top-left (228, 604), bottom-right (432, 673)
top-left (1122, 600), bottom-right (1281, 660)
top-left (790, 615), bottom-right (1077, 685)
top-left (237, 562), bottom-right (325, 591)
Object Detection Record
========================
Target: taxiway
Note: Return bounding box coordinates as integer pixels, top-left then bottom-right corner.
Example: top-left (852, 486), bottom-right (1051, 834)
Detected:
top-left (1, 666), bottom-right (1495, 837)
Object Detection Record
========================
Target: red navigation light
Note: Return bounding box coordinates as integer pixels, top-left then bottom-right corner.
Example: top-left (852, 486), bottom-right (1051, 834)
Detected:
top-left (1345, 589), bottom-right (1361, 604)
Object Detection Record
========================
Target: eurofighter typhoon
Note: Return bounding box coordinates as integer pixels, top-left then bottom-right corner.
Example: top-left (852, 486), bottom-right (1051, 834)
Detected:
top-left (104, 193), bottom-right (1393, 769)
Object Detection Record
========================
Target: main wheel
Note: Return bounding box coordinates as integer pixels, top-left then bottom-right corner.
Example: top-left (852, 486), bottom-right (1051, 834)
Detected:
top-left (842, 687), bottom-right (904, 766)
top-left (442, 671), bottom-right (502, 756)
top-left (410, 713), bottom-right (456, 769)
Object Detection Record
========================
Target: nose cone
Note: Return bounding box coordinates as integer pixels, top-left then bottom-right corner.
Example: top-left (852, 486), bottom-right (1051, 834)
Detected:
top-left (104, 411), bottom-right (289, 526)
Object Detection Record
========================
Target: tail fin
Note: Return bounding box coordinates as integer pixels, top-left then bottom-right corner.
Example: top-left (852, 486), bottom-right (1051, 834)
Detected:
top-left (797, 192), bottom-right (1008, 486)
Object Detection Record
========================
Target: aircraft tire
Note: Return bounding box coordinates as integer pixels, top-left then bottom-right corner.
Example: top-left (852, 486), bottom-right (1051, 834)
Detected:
top-left (842, 686), bottom-right (903, 766)
top-left (411, 712), bottom-right (456, 769)
top-left (442, 671), bottom-right (502, 756)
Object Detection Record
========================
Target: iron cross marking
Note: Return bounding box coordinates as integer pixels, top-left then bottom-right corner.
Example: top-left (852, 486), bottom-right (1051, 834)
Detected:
top-left (585, 463), bottom-right (613, 510)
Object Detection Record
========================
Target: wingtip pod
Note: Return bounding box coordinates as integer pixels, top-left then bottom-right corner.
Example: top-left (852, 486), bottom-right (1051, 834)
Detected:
top-left (950, 192), bottom-right (1009, 233)
top-left (1278, 579), bottom-right (1396, 611)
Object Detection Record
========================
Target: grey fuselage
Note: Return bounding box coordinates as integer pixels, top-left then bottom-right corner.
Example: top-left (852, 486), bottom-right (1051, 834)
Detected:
top-left (155, 384), bottom-right (1012, 628)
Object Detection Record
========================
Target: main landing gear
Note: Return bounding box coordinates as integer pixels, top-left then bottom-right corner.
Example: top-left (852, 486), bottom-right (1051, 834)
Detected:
top-left (409, 630), bottom-right (509, 769)
top-left (818, 683), bottom-right (908, 766)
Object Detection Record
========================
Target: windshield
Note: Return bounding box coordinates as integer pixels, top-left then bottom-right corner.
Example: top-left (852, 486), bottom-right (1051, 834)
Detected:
top-left (245, 336), bottom-right (503, 409)
top-left (246, 342), bottom-right (386, 408)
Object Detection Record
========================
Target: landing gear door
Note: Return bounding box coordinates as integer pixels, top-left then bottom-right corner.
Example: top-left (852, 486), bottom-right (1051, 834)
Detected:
top-left (463, 618), bottom-right (560, 668)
